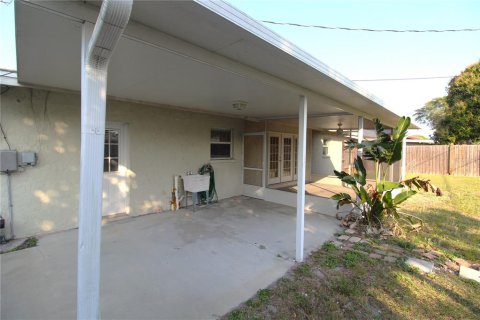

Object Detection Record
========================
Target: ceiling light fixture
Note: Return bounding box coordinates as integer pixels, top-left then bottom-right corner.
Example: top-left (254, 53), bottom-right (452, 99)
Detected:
top-left (232, 100), bottom-right (248, 111)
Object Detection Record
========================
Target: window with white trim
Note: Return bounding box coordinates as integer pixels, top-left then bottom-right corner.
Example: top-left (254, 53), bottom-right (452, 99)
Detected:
top-left (104, 129), bottom-right (119, 172)
top-left (322, 139), bottom-right (329, 157)
top-left (210, 128), bottom-right (232, 159)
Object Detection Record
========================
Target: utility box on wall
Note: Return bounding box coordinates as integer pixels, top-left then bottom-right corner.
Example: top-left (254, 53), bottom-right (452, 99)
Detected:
top-left (19, 151), bottom-right (37, 167)
top-left (0, 150), bottom-right (18, 172)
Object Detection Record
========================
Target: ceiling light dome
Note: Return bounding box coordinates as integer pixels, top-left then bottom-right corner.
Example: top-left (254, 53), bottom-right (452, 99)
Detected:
top-left (232, 100), bottom-right (248, 111)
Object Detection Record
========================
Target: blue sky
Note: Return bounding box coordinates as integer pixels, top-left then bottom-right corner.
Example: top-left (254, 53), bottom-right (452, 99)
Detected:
top-left (1, 0), bottom-right (479, 130)
top-left (0, 2), bottom-right (15, 70)
top-left (226, 0), bottom-right (480, 128)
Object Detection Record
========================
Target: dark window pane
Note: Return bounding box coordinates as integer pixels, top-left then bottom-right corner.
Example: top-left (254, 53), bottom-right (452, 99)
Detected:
top-left (110, 130), bottom-right (119, 143)
top-left (105, 130), bottom-right (110, 143)
top-left (110, 158), bottom-right (119, 172)
top-left (103, 159), bottom-right (109, 172)
top-left (110, 144), bottom-right (118, 158)
top-left (211, 144), bottom-right (231, 158)
top-left (104, 145), bottom-right (109, 157)
top-left (323, 147), bottom-right (329, 156)
top-left (211, 129), bottom-right (231, 142)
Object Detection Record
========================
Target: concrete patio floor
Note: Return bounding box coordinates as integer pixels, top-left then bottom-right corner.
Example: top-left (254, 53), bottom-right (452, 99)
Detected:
top-left (1, 196), bottom-right (340, 320)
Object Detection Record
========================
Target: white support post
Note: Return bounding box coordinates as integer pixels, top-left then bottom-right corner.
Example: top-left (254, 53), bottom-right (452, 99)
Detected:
top-left (401, 136), bottom-right (407, 181)
top-left (348, 129), bottom-right (352, 174)
top-left (77, 1), bottom-right (132, 319)
top-left (357, 116), bottom-right (364, 157)
top-left (296, 95), bottom-right (307, 262)
top-left (262, 132), bottom-right (267, 188)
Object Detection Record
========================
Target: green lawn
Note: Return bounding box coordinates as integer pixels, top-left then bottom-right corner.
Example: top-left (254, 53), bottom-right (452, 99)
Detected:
top-left (223, 175), bottom-right (480, 320)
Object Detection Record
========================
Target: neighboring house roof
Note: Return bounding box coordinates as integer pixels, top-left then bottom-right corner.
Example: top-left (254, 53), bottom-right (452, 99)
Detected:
top-left (13, 0), bottom-right (414, 129)
top-left (406, 134), bottom-right (434, 144)
top-left (406, 139), bottom-right (435, 144)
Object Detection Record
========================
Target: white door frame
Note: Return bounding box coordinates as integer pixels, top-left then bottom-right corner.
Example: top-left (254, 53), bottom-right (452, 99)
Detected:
top-left (102, 121), bottom-right (130, 216)
top-left (281, 134), bottom-right (294, 182)
top-left (242, 132), bottom-right (267, 199)
top-left (242, 132), bottom-right (266, 186)
top-left (267, 132), bottom-right (281, 184)
top-left (267, 132), bottom-right (298, 185)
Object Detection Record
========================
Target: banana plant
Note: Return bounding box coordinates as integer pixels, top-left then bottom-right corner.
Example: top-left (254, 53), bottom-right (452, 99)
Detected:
top-left (331, 117), bottom-right (441, 232)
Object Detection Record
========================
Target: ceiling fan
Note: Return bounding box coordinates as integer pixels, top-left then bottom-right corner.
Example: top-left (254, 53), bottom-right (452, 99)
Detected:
top-left (336, 122), bottom-right (344, 136)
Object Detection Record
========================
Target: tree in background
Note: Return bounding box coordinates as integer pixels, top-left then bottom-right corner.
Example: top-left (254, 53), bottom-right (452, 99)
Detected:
top-left (414, 96), bottom-right (447, 134)
top-left (415, 61), bottom-right (480, 144)
top-left (441, 61), bottom-right (480, 144)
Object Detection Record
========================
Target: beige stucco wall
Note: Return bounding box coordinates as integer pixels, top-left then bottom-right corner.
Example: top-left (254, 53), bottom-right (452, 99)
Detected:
top-left (311, 131), bottom-right (343, 181)
top-left (244, 120), bottom-right (266, 133)
top-left (0, 87), bottom-right (244, 238)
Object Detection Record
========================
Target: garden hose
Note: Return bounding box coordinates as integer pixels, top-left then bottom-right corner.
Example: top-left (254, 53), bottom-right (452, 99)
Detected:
top-left (198, 163), bottom-right (218, 204)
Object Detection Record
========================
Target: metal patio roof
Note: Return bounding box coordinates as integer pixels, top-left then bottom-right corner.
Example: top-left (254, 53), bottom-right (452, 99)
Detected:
top-left (14, 0), bottom-right (410, 129)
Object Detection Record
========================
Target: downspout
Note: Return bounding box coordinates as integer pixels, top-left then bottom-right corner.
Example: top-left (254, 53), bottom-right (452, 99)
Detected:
top-left (77, 1), bottom-right (132, 319)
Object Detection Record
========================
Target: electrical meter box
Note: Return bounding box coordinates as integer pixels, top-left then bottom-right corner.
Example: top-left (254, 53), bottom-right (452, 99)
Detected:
top-left (0, 150), bottom-right (18, 172)
top-left (19, 151), bottom-right (37, 166)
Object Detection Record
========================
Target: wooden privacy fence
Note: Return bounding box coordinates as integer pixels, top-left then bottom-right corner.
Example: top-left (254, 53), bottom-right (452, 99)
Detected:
top-left (406, 145), bottom-right (480, 176)
top-left (342, 147), bottom-right (391, 173)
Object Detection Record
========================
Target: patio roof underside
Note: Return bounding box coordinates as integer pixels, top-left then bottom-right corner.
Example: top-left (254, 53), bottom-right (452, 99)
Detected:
top-left (15, 0), bottom-right (407, 130)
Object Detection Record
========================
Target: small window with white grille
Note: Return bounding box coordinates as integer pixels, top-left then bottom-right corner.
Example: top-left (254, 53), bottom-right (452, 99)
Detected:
top-left (210, 129), bottom-right (233, 159)
top-left (104, 129), bottom-right (119, 172)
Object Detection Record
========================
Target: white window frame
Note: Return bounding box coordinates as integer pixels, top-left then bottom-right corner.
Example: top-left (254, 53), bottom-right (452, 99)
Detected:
top-left (322, 139), bottom-right (330, 158)
top-left (210, 128), bottom-right (233, 160)
top-left (104, 128), bottom-right (120, 173)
